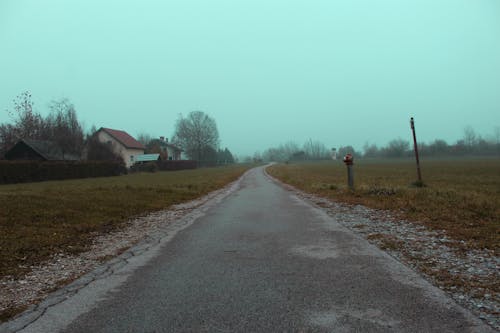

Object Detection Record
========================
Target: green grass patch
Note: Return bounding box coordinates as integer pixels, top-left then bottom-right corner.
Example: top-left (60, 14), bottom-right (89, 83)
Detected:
top-left (0, 165), bottom-right (253, 278)
top-left (267, 159), bottom-right (500, 252)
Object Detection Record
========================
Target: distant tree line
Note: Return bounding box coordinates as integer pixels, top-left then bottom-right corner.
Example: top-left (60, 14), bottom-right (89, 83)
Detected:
top-left (256, 126), bottom-right (499, 163)
top-left (363, 126), bottom-right (500, 158)
top-left (256, 140), bottom-right (332, 162)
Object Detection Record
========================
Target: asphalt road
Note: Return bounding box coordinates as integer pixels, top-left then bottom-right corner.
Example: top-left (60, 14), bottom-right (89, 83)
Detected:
top-left (10, 166), bottom-right (492, 332)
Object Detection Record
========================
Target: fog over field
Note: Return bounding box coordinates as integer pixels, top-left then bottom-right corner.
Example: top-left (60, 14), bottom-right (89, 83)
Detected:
top-left (1, 0), bottom-right (499, 156)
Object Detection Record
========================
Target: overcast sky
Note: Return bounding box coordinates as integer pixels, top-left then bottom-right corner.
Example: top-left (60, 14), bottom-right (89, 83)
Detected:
top-left (1, 0), bottom-right (499, 156)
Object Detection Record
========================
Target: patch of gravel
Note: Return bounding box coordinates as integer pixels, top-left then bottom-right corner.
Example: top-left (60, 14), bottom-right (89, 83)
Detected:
top-left (0, 174), bottom-right (245, 323)
top-left (275, 179), bottom-right (499, 331)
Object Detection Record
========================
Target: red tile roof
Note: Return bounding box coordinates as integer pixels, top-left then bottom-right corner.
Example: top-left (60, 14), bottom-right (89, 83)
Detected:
top-left (99, 128), bottom-right (145, 149)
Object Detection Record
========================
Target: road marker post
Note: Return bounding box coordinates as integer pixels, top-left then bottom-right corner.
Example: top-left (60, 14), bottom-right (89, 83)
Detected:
top-left (343, 153), bottom-right (354, 190)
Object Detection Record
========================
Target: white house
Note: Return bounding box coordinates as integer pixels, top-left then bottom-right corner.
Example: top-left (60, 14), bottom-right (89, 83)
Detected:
top-left (158, 137), bottom-right (183, 160)
top-left (95, 127), bottom-right (145, 168)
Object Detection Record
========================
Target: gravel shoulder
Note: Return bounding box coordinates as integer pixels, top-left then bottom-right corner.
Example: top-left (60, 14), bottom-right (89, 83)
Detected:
top-left (264, 168), bottom-right (499, 331)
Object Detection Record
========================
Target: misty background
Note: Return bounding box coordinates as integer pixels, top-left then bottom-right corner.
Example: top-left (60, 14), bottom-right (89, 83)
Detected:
top-left (1, 0), bottom-right (499, 157)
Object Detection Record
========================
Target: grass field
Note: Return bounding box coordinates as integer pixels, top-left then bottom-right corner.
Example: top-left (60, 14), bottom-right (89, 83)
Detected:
top-left (0, 165), bottom-right (252, 279)
top-left (267, 159), bottom-right (500, 252)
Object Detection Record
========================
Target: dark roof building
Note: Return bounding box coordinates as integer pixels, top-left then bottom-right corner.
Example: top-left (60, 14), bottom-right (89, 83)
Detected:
top-left (4, 139), bottom-right (79, 161)
top-left (98, 128), bottom-right (145, 150)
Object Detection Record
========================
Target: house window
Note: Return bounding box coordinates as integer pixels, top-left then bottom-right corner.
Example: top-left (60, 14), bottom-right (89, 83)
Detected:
top-left (130, 155), bottom-right (134, 161)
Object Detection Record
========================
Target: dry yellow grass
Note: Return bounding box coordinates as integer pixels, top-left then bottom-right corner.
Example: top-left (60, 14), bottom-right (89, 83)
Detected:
top-left (267, 159), bottom-right (500, 252)
top-left (0, 165), bottom-right (252, 280)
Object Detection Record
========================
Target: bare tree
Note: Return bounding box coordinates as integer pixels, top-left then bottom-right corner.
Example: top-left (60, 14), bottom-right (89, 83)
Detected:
top-left (253, 151), bottom-right (262, 163)
top-left (279, 141), bottom-right (300, 161)
top-left (10, 91), bottom-right (45, 139)
top-left (493, 126), bottom-right (500, 144)
top-left (380, 138), bottom-right (410, 158)
top-left (262, 147), bottom-right (284, 162)
top-left (262, 141), bottom-right (304, 162)
top-left (303, 139), bottom-right (329, 160)
top-left (463, 126), bottom-right (477, 148)
top-left (46, 98), bottom-right (84, 157)
top-left (363, 142), bottom-right (379, 158)
top-left (136, 133), bottom-right (153, 146)
top-left (172, 111), bottom-right (219, 164)
top-left (494, 126), bottom-right (500, 156)
top-left (0, 91), bottom-right (45, 155)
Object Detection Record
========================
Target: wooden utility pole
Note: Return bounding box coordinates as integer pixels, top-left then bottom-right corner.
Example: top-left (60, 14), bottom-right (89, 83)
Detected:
top-left (410, 117), bottom-right (422, 184)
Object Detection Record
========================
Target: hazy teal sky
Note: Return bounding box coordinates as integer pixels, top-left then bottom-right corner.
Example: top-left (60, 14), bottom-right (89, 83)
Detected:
top-left (1, 0), bottom-right (499, 156)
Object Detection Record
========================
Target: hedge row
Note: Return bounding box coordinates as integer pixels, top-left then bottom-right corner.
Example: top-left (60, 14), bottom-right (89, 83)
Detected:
top-left (0, 160), bottom-right (126, 184)
top-left (129, 162), bottom-right (158, 173)
top-left (158, 160), bottom-right (197, 171)
top-left (129, 160), bottom-right (198, 173)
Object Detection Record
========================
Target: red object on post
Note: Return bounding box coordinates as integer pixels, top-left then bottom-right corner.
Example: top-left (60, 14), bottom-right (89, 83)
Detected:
top-left (343, 153), bottom-right (353, 165)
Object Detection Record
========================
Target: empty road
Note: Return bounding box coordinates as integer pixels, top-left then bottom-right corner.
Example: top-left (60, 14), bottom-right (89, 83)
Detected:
top-left (7, 166), bottom-right (491, 332)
